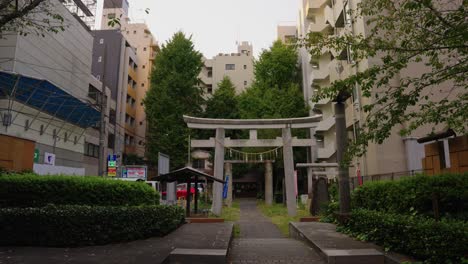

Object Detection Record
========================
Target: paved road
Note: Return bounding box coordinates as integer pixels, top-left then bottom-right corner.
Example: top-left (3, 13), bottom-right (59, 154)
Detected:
top-left (228, 199), bottom-right (325, 264)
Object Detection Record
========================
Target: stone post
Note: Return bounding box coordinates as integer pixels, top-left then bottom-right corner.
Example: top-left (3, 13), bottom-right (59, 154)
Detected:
top-left (335, 102), bottom-right (351, 214)
top-left (282, 127), bottom-right (297, 216)
top-left (212, 128), bottom-right (225, 216)
top-left (264, 161), bottom-right (273, 205)
top-left (224, 162), bottom-right (233, 207)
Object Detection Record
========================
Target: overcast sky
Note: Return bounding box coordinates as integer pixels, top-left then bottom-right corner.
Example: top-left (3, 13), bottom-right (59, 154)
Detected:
top-left (112, 0), bottom-right (299, 58)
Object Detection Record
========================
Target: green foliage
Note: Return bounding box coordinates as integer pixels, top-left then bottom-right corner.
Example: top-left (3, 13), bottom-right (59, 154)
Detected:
top-left (0, 205), bottom-right (184, 247)
top-left (205, 76), bottom-right (240, 120)
top-left (351, 173), bottom-right (468, 218)
top-left (123, 153), bottom-right (146, 165)
top-left (254, 40), bottom-right (301, 90)
top-left (304, 0), bottom-right (468, 163)
top-left (0, 0), bottom-right (66, 36)
top-left (342, 209), bottom-right (468, 264)
top-left (0, 174), bottom-right (159, 207)
top-left (145, 32), bottom-right (204, 169)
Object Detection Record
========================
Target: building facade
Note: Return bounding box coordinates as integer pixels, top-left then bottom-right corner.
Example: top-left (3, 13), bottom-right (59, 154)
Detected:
top-left (0, 1), bottom-right (101, 174)
top-left (199, 42), bottom-right (254, 95)
top-left (295, 0), bottom-right (440, 178)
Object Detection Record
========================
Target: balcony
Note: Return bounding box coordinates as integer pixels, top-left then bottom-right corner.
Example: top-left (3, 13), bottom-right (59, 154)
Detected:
top-left (313, 97), bottom-right (331, 107)
top-left (318, 143), bottom-right (336, 159)
top-left (315, 116), bottom-right (335, 132)
top-left (305, 0), bottom-right (331, 19)
top-left (333, 0), bottom-right (345, 26)
top-left (329, 59), bottom-right (352, 82)
top-left (308, 21), bottom-right (333, 34)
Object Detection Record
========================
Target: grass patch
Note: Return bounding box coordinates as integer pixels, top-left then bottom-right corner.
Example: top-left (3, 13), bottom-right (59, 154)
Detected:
top-left (206, 200), bottom-right (241, 222)
top-left (258, 201), bottom-right (309, 236)
top-left (233, 224), bottom-right (241, 238)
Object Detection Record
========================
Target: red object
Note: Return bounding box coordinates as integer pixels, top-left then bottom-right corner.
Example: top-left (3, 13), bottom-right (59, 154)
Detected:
top-left (357, 167), bottom-right (363, 186)
top-left (162, 187), bottom-right (195, 199)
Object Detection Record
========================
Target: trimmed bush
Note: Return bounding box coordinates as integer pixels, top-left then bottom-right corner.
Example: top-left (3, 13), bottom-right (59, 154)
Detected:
top-left (0, 205), bottom-right (185, 247)
top-left (0, 174), bottom-right (160, 207)
top-left (342, 209), bottom-right (468, 264)
top-left (352, 173), bottom-right (468, 218)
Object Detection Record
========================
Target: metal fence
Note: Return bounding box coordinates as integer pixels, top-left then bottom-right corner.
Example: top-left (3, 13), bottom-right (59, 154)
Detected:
top-left (349, 169), bottom-right (425, 190)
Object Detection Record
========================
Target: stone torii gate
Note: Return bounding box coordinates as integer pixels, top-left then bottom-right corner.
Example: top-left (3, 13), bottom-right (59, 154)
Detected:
top-left (184, 115), bottom-right (322, 216)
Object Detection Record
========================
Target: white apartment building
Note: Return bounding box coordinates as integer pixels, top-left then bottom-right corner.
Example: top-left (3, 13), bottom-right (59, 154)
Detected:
top-left (295, 0), bottom-right (431, 178)
top-left (200, 42), bottom-right (254, 95)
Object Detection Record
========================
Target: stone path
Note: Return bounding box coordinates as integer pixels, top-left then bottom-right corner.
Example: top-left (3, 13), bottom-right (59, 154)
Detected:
top-left (228, 199), bottom-right (325, 264)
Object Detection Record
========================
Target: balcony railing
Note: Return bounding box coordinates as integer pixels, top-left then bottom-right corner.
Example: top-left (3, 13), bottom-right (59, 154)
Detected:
top-left (318, 143), bottom-right (336, 159)
top-left (305, 0), bottom-right (330, 18)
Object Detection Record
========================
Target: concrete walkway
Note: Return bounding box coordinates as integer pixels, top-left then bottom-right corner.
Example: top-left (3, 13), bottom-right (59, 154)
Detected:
top-left (228, 199), bottom-right (325, 264)
top-left (0, 223), bottom-right (233, 264)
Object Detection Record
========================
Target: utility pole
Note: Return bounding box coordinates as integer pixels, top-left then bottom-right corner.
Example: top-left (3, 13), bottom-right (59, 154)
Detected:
top-left (98, 44), bottom-right (108, 177)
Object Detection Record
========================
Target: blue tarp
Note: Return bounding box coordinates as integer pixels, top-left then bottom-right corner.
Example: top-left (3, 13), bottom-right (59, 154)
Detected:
top-left (0, 71), bottom-right (100, 128)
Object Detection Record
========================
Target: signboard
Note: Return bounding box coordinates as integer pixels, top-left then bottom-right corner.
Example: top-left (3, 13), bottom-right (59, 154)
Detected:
top-left (44, 152), bottom-right (55, 166)
top-left (126, 166), bottom-right (147, 180)
top-left (222, 175), bottom-right (229, 199)
top-left (107, 154), bottom-right (117, 177)
top-left (34, 149), bottom-right (40, 163)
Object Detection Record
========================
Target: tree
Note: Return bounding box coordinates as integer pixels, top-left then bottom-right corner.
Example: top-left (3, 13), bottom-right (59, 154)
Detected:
top-left (254, 40), bottom-right (302, 90)
top-left (204, 76), bottom-right (240, 120)
top-left (239, 40), bottom-right (309, 121)
top-left (0, 0), bottom-right (64, 35)
top-left (144, 32), bottom-right (204, 169)
top-left (304, 0), bottom-right (467, 162)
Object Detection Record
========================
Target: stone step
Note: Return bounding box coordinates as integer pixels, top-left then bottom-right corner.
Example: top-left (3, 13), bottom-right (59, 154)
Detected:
top-left (324, 249), bottom-right (384, 264)
top-left (167, 248), bottom-right (228, 264)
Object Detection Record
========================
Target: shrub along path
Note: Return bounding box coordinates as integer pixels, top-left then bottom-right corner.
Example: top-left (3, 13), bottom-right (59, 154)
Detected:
top-left (0, 222), bottom-right (233, 264)
top-left (228, 199), bottom-right (325, 264)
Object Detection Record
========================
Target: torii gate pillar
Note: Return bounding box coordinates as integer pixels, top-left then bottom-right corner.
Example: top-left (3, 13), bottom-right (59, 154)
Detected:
top-left (212, 128), bottom-right (225, 216)
top-left (282, 127), bottom-right (297, 216)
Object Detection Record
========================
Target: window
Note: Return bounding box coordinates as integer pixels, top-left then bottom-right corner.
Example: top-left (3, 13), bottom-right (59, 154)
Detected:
top-left (193, 159), bottom-right (205, 169)
top-left (74, 136), bottom-right (78, 145)
top-left (133, 30), bottom-right (137, 34)
top-left (143, 47), bottom-right (147, 51)
top-left (244, 81), bottom-right (248, 86)
top-left (142, 65), bottom-right (146, 69)
top-left (225, 64), bottom-right (235, 70)
top-left (108, 134), bottom-right (115, 149)
top-left (64, 132), bottom-right (68, 142)
top-left (88, 85), bottom-right (99, 101)
top-left (139, 121), bottom-right (143, 125)
top-left (85, 142), bottom-right (99, 158)
top-left (107, 13), bottom-right (116, 19)
top-left (24, 119), bottom-right (29, 131)
top-left (207, 70), bottom-right (212, 77)
top-left (99, 38), bottom-right (104, 44)
top-left (207, 85), bottom-right (213, 94)
top-left (109, 109), bottom-right (116, 125)
top-left (243, 65), bottom-right (247, 70)
top-left (98, 56), bottom-right (102, 62)
top-left (40, 125), bottom-right (44, 135)
top-left (141, 83), bottom-right (145, 87)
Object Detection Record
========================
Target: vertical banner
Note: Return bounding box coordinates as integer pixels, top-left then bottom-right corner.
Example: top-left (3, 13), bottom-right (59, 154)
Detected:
top-left (223, 175), bottom-right (229, 199)
top-left (357, 167), bottom-right (363, 186)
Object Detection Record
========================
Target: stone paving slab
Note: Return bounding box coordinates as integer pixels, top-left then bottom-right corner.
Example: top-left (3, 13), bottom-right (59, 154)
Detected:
top-left (237, 199), bottom-right (283, 239)
top-left (289, 222), bottom-right (416, 264)
top-left (0, 222), bottom-right (233, 264)
top-left (228, 238), bottom-right (326, 264)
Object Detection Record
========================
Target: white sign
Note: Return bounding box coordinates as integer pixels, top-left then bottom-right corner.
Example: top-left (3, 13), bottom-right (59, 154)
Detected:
top-left (126, 167), bottom-right (147, 180)
top-left (44, 152), bottom-right (56, 166)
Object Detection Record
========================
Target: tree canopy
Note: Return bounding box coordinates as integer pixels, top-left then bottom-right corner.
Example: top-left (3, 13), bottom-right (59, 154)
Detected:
top-left (204, 76), bottom-right (240, 120)
top-left (304, 0), bottom-right (467, 161)
top-left (145, 32), bottom-right (204, 169)
top-left (254, 40), bottom-right (302, 90)
top-left (0, 0), bottom-right (64, 36)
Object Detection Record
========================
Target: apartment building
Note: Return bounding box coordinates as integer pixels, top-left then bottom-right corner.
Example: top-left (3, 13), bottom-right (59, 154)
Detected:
top-left (296, 0), bottom-right (431, 177)
top-left (95, 0), bottom-right (158, 159)
top-left (91, 29), bottom-right (138, 161)
top-left (277, 25), bottom-right (297, 43)
top-left (0, 1), bottom-right (102, 174)
top-left (199, 42), bottom-right (254, 95)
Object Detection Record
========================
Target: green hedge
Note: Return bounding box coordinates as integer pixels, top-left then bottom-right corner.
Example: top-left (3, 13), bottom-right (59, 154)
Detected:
top-left (352, 173), bottom-right (468, 218)
top-left (0, 174), bottom-right (160, 207)
top-left (342, 209), bottom-right (468, 264)
top-left (0, 205), bottom-right (184, 247)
